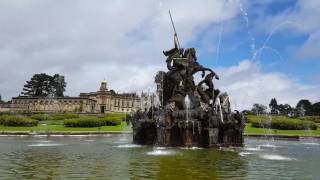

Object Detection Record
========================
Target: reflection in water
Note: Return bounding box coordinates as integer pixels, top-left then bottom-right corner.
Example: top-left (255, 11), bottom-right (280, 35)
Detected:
top-left (3, 147), bottom-right (65, 179)
top-left (0, 135), bottom-right (319, 179)
top-left (127, 147), bottom-right (248, 179)
top-left (156, 149), bottom-right (247, 180)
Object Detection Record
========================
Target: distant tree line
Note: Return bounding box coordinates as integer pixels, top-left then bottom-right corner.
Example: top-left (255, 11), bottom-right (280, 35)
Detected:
top-left (0, 94), bottom-right (4, 103)
top-left (250, 98), bottom-right (320, 117)
top-left (21, 73), bottom-right (66, 97)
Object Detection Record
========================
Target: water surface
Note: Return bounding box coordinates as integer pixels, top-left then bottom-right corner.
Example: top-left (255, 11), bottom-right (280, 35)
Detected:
top-left (0, 135), bottom-right (319, 179)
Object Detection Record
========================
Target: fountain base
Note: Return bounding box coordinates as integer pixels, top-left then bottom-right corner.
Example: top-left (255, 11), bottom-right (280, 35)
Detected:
top-left (131, 108), bottom-right (245, 148)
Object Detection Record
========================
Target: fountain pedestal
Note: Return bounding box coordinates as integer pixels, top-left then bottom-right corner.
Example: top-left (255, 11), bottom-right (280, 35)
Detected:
top-left (132, 108), bottom-right (245, 147)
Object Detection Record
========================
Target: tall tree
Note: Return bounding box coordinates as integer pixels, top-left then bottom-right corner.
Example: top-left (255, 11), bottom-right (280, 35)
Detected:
top-left (296, 99), bottom-right (313, 116)
top-left (277, 104), bottom-right (294, 116)
top-left (251, 103), bottom-right (267, 115)
top-left (312, 102), bottom-right (320, 116)
top-left (52, 74), bottom-right (66, 97)
top-left (269, 98), bottom-right (278, 115)
top-left (0, 94), bottom-right (4, 103)
top-left (21, 73), bottom-right (66, 97)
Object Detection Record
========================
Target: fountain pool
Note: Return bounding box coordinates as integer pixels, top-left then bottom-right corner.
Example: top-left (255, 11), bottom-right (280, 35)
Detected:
top-left (0, 135), bottom-right (319, 179)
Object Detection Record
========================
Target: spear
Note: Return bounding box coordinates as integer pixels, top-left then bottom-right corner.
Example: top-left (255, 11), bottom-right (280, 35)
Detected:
top-left (169, 10), bottom-right (181, 49)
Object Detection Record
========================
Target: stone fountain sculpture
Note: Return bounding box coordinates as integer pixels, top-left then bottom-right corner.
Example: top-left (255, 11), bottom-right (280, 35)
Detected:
top-left (131, 14), bottom-right (245, 147)
top-left (130, 35), bottom-right (245, 147)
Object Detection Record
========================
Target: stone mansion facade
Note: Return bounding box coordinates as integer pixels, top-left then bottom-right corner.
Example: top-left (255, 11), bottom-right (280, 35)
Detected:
top-left (10, 81), bottom-right (142, 113)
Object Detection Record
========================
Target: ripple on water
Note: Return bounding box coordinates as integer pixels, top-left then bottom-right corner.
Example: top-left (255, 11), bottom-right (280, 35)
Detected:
top-left (155, 147), bottom-right (166, 150)
top-left (29, 143), bottom-right (64, 147)
top-left (260, 154), bottom-right (295, 161)
top-left (116, 144), bottom-right (142, 148)
top-left (146, 150), bottom-right (176, 156)
top-left (239, 152), bottom-right (254, 156)
top-left (180, 146), bottom-right (203, 150)
top-left (244, 147), bottom-right (262, 151)
top-left (260, 144), bottom-right (278, 148)
top-left (36, 140), bottom-right (52, 143)
top-left (84, 139), bottom-right (95, 142)
top-left (301, 142), bottom-right (319, 146)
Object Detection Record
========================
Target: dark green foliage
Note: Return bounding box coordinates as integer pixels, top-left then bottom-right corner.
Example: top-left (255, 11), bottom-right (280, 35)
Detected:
top-left (300, 116), bottom-right (320, 123)
top-left (21, 73), bottom-right (66, 97)
top-left (251, 117), bottom-right (317, 130)
top-left (0, 115), bottom-right (38, 127)
top-left (277, 104), bottom-right (294, 116)
top-left (312, 102), bottom-right (320, 116)
top-left (0, 111), bottom-right (12, 116)
top-left (63, 114), bottom-right (123, 127)
top-left (52, 74), bottom-right (66, 97)
top-left (296, 99), bottom-right (313, 116)
top-left (30, 113), bottom-right (78, 121)
top-left (269, 98), bottom-right (278, 115)
top-left (30, 114), bottom-right (54, 121)
top-left (251, 104), bottom-right (267, 115)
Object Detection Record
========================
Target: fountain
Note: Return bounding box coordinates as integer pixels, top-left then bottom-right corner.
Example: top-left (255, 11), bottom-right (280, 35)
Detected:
top-left (130, 14), bottom-right (245, 148)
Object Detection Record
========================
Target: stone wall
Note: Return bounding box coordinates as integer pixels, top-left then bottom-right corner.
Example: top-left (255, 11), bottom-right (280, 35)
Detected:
top-left (9, 81), bottom-right (142, 114)
top-left (11, 97), bottom-right (96, 113)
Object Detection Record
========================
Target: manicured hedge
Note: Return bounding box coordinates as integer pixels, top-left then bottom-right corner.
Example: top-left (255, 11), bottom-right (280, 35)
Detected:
top-left (300, 116), bottom-right (320, 123)
top-left (63, 115), bottom-right (121, 127)
top-left (0, 111), bottom-right (12, 116)
top-left (97, 114), bottom-right (122, 125)
top-left (251, 117), bottom-right (317, 130)
top-left (30, 114), bottom-right (53, 121)
top-left (0, 115), bottom-right (38, 127)
top-left (30, 113), bottom-right (79, 121)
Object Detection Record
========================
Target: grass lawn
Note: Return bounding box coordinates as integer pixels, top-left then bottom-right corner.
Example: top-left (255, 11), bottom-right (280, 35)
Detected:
top-left (1, 122), bottom-right (319, 136)
top-left (1, 113), bottom-right (320, 136)
top-left (245, 123), bottom-right (320, 136)
top-left (0, 121), bottom-right (131, 132)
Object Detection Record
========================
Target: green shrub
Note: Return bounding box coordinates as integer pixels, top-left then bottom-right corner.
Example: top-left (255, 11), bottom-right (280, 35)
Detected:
top-left (251, 117), bottom-right (317, 130)
top-left (0, 115), bottom-right (38, 127)
top-left (97, 115), bottom-right (122, 126)
top-left (51, 113), bottom-right (79, 120)
top-left (63, 115), bottom-right (121, 127)
top-left (0, 111), bottom-right (12, 116)
top-left (300, 116), bottom-right (320, 123)
top-left (64, 118), bottom-right (101, 127)
top-left (30, 113), bottom-right (79, 121)
top-left (30, 114), bottom-right (53, 121)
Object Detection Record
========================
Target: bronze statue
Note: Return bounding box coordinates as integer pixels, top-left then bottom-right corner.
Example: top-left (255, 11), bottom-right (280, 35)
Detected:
top-left (131, 11), bottom-right (245, 148)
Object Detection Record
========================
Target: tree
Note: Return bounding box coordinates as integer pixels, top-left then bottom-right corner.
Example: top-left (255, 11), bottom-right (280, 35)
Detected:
top-left (251, 103), bottom-right (267, 115)
top-left (0, 94), bottom-right (4, 103)
top-left (269, 98), bottom-right (278, 115)
top-left (52, 74), bottom-right (66, 97)
top-left (21, 73), bottom-right (66, 97)
top-left (277, 104), bottom-right (294, 116)
top-left (296, 99), bottom-right (313, 116)
top-left (312, 102), bottom-right (320, 116)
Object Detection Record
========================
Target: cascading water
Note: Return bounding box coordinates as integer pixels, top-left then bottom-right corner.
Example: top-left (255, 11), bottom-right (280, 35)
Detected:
top-left (214, 93), bottom-right (224, 123)
top-left (155, 111), bottom-right (166, 146)
top-left (266, 114), bottom-right (275, 143)
top-left (217, 98), bottom-right (224, 123)
top-left (184, 95), bottom-right (191, 123)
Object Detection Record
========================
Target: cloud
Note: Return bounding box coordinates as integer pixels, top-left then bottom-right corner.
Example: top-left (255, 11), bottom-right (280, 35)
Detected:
top-left (296, 30), bottom-right (320, 59)
top-left (256, 0), bottom-right (320, 59)
top-left (0, 0), bottom-right (318, 111)
top-left (0, 0), bottom-right (243, 100)
top-left (215, 60), bottom-right (320, 110)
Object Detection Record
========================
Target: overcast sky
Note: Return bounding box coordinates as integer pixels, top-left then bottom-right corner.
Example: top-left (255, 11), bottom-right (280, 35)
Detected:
top-left (0, 0), bottom-right (319, 110)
